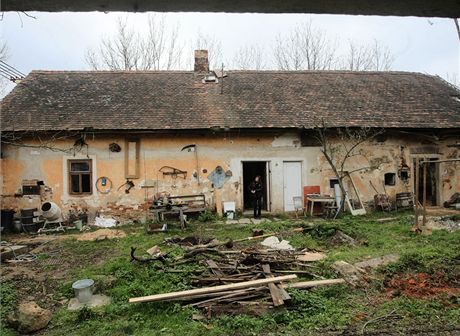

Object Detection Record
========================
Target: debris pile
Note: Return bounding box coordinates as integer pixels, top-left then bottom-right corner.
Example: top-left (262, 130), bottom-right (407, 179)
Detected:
top-left (129, 231), bottom-right (344, 316)
top-left (424, 215), bottom-right (460, 232)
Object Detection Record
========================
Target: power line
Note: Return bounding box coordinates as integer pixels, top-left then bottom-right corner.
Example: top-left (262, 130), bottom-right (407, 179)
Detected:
top-left (0, 60), bottom-right (25, 77)
top-left (0, 60), bottom-right (25, 82)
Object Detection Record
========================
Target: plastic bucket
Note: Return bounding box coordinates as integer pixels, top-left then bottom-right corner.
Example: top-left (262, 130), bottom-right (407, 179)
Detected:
top-left (74, 220), bottom-right (83, 230)
top-left (72, 279), bottom-right (94, 303)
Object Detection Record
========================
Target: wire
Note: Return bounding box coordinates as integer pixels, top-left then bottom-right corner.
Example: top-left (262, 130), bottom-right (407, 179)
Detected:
top-left (0, 60), bottom-right (25, 77)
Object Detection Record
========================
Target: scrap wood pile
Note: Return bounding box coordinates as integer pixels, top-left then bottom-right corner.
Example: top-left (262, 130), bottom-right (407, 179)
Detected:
top-left (129, 228), bottom-right (345, 316)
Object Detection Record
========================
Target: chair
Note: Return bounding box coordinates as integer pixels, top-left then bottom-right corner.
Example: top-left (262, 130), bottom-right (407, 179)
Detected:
top-left (293, 196), bottom-right (305, 218)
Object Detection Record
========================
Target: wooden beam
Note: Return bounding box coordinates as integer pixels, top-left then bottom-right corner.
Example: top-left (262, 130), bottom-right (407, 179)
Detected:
top-left (283, 278), bottom-right (345, 289)
top-left (262, 264), bottom-right (285, 306)
top-left (129, 274), bottom-right (297, 303)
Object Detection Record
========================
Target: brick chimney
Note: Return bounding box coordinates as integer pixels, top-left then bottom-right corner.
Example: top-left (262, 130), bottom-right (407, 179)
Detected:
top-left (194, 50), bottom-right (209, 73)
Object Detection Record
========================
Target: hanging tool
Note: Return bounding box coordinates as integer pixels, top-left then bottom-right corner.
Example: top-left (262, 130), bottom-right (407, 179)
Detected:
top-left (159, 166), bottom-right (187, 179)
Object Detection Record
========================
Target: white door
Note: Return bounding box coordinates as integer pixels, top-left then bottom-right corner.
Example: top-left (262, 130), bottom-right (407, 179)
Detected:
top-left (283, 161), bottom-right (302, 211)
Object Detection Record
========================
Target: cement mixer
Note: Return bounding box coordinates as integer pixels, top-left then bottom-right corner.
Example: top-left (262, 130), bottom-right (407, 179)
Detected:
top-left (38, 201), bottom-right (65, 233)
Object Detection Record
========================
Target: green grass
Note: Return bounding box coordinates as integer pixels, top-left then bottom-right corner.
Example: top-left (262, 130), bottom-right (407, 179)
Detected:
top-left (3, 212), bottom-right (460, 335)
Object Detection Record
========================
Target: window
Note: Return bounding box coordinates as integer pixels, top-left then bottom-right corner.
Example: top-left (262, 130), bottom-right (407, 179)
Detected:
top-left (384, 173), bottom-right (396, 186)
top-left (329, 179), bottom-right (339, 188)
top-left (69, 159), bottom-right (92, 194)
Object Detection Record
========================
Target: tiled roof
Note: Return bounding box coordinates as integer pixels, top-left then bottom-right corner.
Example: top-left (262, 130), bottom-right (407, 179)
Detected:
top-left (1, 70), bottom-right (459, 131)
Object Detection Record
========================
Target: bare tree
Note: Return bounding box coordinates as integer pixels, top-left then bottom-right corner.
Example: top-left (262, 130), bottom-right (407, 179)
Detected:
top-left (0, 41), bottom-right (8, 61)
top-left (0, 40), bottom-right (11, 96)
top-left (368, 40), bottom-right (394, 71)
top-left (313, 120), bottom-right (384, 215)
top-left (274, 21), bottom-right (337, 70)
top-left (445, 72), bottom-right (460, 89)
top-left (232, 45), bottom-right (265, 70)
top-left (343, 41), bottom-right (373, 71)
top-left (85, 14), bottom-right (182, 71)
top-left (141, 15), bottom-right (182, 70)
top-left (342, 40), bottom-right (394, 71)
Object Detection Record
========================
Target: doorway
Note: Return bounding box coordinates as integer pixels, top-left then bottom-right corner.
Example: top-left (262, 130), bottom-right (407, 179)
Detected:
top-left (242, 161), bottom-right (270, 211)
top-left (283, 161), bottom-right (302, 211)
top-left (413, 157), bottom-right (439, 206)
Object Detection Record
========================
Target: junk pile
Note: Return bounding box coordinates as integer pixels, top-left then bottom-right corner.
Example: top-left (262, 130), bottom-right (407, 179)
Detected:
top-left (129, 228), bottom-right (345, 316)
top-left (424, 215), bottom-right (460, 232)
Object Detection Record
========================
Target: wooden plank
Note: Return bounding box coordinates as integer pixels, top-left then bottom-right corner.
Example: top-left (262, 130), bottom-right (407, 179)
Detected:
top-left (129, 274), bottom-right (297, 303)
top-left (266, 263), bottom-right (292, 301)
top-left (206, 260), bottom-right (224, 276)
top-left (262, 264), bottom-right (285, 306)
top-left (171, 287), bottom-right (260, 301)
top-left (278, 286), bottom-right (291, 301)
top-left (191, 287), bottom-right (266, 307)
top-left (283, 278), bottom-right (345, 289)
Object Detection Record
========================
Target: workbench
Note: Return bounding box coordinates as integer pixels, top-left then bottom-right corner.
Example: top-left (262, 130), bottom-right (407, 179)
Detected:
top-left (306, 195), bottom-right (336, 216)
top-left (149, 194), bottom-right (207, 229)
top-left (150, 206), bottom-right (189, 229)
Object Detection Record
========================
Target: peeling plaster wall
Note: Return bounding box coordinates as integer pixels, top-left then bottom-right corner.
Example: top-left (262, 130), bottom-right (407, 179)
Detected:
top-left (1, 132), bottom-right (459, 219)
top-left (316, 136), bottom-right (459, 205)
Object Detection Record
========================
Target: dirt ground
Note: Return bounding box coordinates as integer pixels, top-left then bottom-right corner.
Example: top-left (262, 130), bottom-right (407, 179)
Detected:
top-left (1, 233), bottom-right (121, 311)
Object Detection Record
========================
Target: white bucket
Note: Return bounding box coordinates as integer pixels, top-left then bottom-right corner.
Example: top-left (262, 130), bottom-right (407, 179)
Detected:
top-left (72, 279), bottom-right (94, 303)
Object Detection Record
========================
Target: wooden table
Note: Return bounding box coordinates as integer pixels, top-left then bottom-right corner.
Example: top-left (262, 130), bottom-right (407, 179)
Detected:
top-left (306, 196), bottom-right (336, 216)
top-left (150, 206), bottom-right (189, 229)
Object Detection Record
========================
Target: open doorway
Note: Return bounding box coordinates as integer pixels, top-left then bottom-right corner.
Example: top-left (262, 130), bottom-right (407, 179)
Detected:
top-left (413, 158), bottom-right (439, 206)
top-left (242, 161), bottom-right (270, 211)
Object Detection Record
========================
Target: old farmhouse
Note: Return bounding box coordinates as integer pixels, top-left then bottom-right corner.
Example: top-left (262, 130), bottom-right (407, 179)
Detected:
top-left (1, 51), bottom-right (459, 223)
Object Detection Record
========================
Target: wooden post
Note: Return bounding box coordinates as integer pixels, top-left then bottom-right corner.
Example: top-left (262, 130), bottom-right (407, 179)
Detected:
top-left (422, 161), bottom-right (427, 228)
top-left (262, 264), bottom-right (285, 306)
top-left (414, 158), bottom-right (419, 230)
top-left (215, 188), bottom-right (223, 217)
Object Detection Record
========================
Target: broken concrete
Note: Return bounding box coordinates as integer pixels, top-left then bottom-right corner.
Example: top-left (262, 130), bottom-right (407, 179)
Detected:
top-left (354, 254), bottom-right (400, 271)
top-left (332, 261), bottom-right (366, 287)
top-left (146, 245), bottom-right (161, 256)
top-left (296, 252), bottom-right (327, 262)
top-left (0, 245), bottom-right (28, 261)
top-left (68, 294), bottom-right (111, 311)
top-left (260, 236), bottom-right (294, 251)
top-left (9, 301), bottom-right (52, 334)
top-left (329, 231), bottom-right (357, 246)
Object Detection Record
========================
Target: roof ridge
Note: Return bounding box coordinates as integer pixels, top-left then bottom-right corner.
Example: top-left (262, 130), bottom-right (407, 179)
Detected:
top-left (27, 69), bottom-right (436, 77)
top-left (30, 70), bottom-right (195, 74)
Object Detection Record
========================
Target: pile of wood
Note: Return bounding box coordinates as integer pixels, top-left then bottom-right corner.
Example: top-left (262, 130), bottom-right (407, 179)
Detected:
top-left (130, 245), bottom-right (345, 315)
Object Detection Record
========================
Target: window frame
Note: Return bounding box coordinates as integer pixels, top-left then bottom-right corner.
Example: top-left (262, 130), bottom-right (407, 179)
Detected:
top-left (68, 159), bottom-right (93, 195)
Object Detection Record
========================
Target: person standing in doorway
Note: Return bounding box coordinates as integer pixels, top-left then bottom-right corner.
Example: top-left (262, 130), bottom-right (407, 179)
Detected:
top-left (249, 175), bottom-right (263, 219)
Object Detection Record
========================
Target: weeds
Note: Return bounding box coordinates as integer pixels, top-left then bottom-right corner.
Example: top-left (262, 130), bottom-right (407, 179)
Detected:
top-left (0, 281), bottom-right (17, 320)
top-left (3, 212), bottom-right (460, 336)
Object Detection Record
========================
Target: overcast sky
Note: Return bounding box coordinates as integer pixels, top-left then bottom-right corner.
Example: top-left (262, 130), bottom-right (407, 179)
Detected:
top-left (1, 12), bottom-right (459, 95)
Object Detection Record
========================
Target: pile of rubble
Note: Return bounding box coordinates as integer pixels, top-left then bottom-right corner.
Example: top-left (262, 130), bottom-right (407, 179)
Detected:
top-left (425, 215), bottom-right (460, 232)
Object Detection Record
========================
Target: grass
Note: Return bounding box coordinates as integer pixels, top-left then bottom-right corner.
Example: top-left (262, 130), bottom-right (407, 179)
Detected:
top-left (2, 211), bottom-right (459, 335)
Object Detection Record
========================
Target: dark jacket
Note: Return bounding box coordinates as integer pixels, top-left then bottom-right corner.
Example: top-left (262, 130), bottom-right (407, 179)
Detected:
top-left (249, 181), bottom-right (263, 199)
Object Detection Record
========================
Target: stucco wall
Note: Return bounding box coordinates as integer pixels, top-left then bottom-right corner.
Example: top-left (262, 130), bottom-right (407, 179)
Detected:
top-left (1, 131), bottom-right (459, 220)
